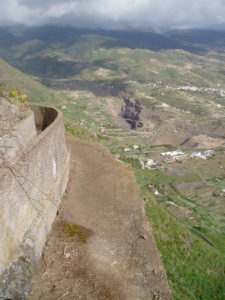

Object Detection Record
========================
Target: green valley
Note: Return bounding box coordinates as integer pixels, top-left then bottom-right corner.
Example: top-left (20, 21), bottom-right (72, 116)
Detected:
top-left (0, 26), bottom-right (225, 299)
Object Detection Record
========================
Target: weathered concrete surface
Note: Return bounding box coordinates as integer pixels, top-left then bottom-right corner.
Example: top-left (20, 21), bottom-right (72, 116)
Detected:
top-left (29, 137), bottom-right (171, 300)
top-left (0, 111), bottom-right (37, 162)
top-left (0, 105), bottom-right (70, 299)
top-left (0, 98), bottom-right (22, 128)
top-left (0, 98), bottom-right (37, 163)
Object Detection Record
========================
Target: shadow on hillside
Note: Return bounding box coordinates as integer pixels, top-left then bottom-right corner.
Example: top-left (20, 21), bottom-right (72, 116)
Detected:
top-left (18, 57), bottom-right (90, 79)
top-left (43, 78), bottom-right (127, 97)
top-left (15, 56), bottom-right (116, 80)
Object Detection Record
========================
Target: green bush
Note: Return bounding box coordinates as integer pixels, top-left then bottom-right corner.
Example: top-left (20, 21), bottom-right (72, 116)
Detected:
top-left (8, 87), bottom-right (28, 103)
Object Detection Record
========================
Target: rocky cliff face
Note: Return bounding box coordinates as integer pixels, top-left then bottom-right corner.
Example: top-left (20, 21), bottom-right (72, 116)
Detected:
top-left (121, 95), bottom-right (143, 130)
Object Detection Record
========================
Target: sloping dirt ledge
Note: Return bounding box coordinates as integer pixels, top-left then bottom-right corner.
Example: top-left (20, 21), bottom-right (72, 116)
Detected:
top-left (29, 137), bottom-right (171, 300)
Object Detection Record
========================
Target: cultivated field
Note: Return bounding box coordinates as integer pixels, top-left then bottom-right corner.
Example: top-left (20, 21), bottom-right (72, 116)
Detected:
top-left (0, 27), bottom-right (225, 299)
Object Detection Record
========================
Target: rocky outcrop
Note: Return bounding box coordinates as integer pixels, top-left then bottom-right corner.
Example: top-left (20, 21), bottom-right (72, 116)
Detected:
top-left (121, 95), bottom-right (143, 130)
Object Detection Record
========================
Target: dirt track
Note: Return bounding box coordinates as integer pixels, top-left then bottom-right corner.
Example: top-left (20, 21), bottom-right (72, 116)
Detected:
top-left (29, 137), bottom-right (171, 300)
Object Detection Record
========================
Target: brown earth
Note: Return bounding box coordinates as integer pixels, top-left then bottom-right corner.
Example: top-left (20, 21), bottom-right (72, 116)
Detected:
top-left (183, 134), bottom-right (225, 148)
top-left (28, 137), bottom-right (171, 300)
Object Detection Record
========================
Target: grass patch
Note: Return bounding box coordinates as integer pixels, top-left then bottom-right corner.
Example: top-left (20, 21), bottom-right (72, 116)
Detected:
top-left (63, 222), bottom-right (87, 243)
top-left (131, 166), bottom-right (225, 300)
top-left (146, 197), bottom-right (225, 300)
top-left (65, 121), bottom-right (97, 141)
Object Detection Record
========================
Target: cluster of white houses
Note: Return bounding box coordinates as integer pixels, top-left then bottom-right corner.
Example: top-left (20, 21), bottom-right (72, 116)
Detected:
top-left (140, 149), bottom-right (216, 170)
top-left (161, 149), bottom-right (215, 162)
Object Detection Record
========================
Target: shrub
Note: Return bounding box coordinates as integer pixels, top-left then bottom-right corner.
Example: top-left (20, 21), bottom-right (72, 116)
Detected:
top-left (8, 87), bottom-right (28, 103)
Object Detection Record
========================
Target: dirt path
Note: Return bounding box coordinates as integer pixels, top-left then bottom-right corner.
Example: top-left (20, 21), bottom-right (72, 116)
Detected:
top-left (29, 137), bottom-right (171, 300)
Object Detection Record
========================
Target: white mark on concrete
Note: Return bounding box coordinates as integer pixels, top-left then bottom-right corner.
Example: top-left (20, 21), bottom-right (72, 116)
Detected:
top-left (53, 159), bottom-right (57, 179)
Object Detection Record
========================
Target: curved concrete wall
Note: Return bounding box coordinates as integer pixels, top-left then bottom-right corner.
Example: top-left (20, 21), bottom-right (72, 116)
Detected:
top-left (0, 105), bottom-right (70, 299)
top-left (0, 110), bottom-right (37, 165)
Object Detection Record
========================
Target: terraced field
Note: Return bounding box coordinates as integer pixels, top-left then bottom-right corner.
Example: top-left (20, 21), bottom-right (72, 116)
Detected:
top-left (0, 26), bottom-right (225, 299)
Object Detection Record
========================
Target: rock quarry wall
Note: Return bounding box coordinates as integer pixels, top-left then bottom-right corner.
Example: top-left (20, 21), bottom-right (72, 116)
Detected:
top-left (0, 104), bottom-right (70, 299)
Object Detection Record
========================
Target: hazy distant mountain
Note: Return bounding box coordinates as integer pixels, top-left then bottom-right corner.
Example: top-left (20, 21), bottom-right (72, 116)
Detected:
top-left (0, 28), bottom-right (17, 47)
top-left (0, 25), bottom-right (225, 85)
top-left (0, 26), bottom-right (196, 50)
top-left (167, 29), bottom-right (225, 48)
top-left (1, 25), bottom-right (225, 51)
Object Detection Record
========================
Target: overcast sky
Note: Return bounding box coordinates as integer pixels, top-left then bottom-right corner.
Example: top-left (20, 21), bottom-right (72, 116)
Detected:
top-left (1, 0), bottom-right (225, 31)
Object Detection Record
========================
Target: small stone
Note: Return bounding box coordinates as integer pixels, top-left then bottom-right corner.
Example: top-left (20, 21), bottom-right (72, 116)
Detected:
top-left (140, 234), bottom-right (147, 240)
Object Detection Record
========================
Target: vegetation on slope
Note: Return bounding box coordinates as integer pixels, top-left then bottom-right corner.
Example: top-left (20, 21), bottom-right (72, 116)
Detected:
top-left (0, 26), bottom-right (225, 299)
top-left (0, 59), bottom-right (61, 106)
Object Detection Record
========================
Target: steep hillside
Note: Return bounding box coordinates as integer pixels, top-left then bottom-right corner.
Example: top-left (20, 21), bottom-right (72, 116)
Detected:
top-left (0, 58), bottom-right (61, 106)
top-left (0, 27), bottom-right (225, 300)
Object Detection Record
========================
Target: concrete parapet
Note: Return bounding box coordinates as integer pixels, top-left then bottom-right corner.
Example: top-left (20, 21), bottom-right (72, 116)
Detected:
top-left (0, 104), bottom-right (70, 299)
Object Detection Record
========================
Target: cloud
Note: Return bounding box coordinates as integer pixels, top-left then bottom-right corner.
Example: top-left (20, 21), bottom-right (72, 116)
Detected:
top-left (1, 0), bottom-right (225, 30)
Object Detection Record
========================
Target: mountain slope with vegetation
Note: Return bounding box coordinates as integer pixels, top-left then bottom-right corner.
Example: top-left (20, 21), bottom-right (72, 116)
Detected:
top-left (0, 25), bottom-right (225, 299)
top-left (0, 58), bottom-right (62, 106)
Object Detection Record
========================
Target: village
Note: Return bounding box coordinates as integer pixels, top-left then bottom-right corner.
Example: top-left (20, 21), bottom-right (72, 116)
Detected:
top-left (120, 145), bottom-right (225, 200)
top-left (122, 146), bottom-right (219, 170)
top-left (146, 79), bottom-right (225, 98)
